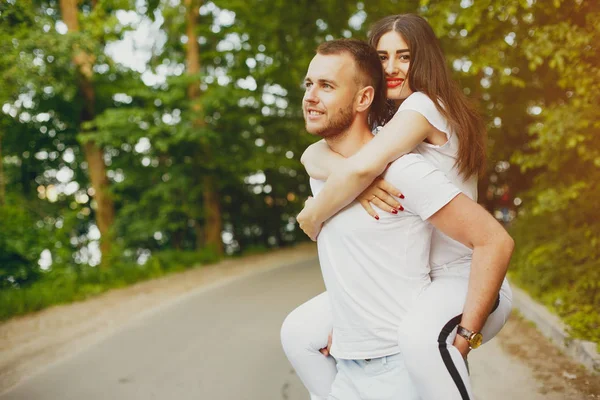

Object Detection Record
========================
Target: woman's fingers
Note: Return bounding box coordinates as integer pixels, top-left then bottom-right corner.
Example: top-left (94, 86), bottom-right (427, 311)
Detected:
top-left (371, 197), bottom-right (399, 214)
top-left (373, 188), bottom-right (403, 212)
top-left (377, 179), bottom-right (404, 201)
top-left (359, 200), bottom-right (380, 220)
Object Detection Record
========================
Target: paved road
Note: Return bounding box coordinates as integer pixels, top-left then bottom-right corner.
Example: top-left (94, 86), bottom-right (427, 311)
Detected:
top-left (0, 258), bottom-right (592, 399)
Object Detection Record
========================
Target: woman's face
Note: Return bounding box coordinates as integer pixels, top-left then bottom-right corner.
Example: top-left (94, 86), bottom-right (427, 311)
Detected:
top-left (376, 31), bottom-right (413, 105)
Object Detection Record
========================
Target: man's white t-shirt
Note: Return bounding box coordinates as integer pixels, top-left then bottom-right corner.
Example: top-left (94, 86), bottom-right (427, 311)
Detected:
top-left (311, 154), bottom-right (460, 359)
top-left (398, 92), bottom-right (476, 272)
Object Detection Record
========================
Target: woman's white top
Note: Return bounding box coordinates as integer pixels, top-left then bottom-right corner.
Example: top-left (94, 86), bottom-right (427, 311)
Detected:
top-left (397, 92), bottom-right (478, 272)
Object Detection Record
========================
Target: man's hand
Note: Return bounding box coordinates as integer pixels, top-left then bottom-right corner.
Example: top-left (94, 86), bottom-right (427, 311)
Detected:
top-left (297, 196), bottom-right (323, 241)
top-left (319, 329), bottom-right (333, 356)
top-left (453, 334), bottom-right (471, 359)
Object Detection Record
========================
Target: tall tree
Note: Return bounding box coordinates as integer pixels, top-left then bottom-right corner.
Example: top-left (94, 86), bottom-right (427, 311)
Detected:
top-left (58, 0), bottom-right (115, 260)
top-left (184, 0), bottom-right (223, 254)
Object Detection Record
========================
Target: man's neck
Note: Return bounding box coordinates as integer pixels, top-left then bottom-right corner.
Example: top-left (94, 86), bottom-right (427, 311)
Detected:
top-left (325, 120), bottom-right (373, 158)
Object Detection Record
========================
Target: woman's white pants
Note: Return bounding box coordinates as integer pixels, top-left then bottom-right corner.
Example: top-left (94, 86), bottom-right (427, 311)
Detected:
top-left (280, 271), bottom-right (512, 400)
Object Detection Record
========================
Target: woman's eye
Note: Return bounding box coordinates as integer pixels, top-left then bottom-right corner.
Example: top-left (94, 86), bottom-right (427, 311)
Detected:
top-left (305, 82), bottom-right (312, 89)
top-left (379, 56), bottom-right (388, 61)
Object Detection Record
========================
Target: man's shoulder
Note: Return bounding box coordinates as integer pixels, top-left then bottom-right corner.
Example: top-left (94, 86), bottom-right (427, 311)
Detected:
top-left (383, 153), bottom-right (442, 188)
top-left (386, 153), bottom-right (434, 176)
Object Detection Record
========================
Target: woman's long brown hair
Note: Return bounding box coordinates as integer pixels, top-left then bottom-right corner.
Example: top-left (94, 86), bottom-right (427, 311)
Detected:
top-left (368, 14), bottom-right (487, 178)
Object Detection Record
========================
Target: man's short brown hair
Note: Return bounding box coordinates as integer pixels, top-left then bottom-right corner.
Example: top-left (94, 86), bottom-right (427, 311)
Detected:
top-left (316, 39), bottom-right (387, 126)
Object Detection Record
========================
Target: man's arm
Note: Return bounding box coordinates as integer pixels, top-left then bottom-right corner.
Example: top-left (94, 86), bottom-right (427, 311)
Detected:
top-left (428, 194), bottom-right (514, 351)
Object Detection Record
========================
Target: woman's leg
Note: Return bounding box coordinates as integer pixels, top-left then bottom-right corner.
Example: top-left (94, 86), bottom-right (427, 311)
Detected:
top-left (481, 278), bottom-right (512, 343)
top-left (397, 276), bottom-right (512, 400)
top-left (280, 292), bottom-right (336, 400)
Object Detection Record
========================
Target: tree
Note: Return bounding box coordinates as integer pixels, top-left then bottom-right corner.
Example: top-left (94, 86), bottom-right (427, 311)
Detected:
top-left (58, 0), bottom-right (115, 261)
top-left (184, 0), bottom-right (223, 254)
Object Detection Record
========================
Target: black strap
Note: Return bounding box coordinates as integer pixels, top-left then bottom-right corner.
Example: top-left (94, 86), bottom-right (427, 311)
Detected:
top-left (435, 293), bottom-right (502, 400)
top-left (438, 314), bottom-right (471, 400)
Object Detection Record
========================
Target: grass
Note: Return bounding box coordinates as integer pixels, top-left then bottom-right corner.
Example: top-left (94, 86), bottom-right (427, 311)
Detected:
top-left (0, 248), bottom-right (222, 322)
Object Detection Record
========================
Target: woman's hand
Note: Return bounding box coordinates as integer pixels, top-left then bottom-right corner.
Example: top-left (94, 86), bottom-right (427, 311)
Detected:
top-left (453, 334), bottom-right (471, 359)
top-left (319, 329), bottom-right (333, 357)
top-left (358, 177), bottom-right (404, 220)
top-left (297, 196), bottom-right (323, 241)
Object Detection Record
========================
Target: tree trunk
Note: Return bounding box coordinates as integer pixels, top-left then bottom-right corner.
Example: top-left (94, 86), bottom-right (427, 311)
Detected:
top-left (185, 0), bottom-right (223, 255)
top-left (194, 223), bottom-right (205, 250)
top-left (203, 176), bottom-right (223, 253)
top-left (172, 230), bottom-right (183, 250)
top-left (0, 134), bottom-right (5, 206)
top-left (84, 142), bottom-right (115, 256)
top-left (185, 0), bottom-right (201, 102)
top-left (59, 0), bottom-right (115, 261)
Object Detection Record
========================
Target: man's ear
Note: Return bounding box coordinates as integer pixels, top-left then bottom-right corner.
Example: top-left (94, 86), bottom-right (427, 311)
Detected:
top-left (355, 86), bottom-right (375, 113)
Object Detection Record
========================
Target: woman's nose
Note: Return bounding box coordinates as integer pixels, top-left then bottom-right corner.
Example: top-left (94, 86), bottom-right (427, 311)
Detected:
top-left (385, 59), bottom-right (398, 75)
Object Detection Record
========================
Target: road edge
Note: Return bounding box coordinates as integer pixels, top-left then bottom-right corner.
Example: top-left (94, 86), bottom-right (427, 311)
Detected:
top-left (0, 243), bottom-right (319, 396)
top-left (510, 283), bottom-right (600, 374)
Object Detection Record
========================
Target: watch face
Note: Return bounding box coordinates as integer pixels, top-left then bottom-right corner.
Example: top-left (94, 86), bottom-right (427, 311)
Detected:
top-left (470, 333), bottom-right (483, 349)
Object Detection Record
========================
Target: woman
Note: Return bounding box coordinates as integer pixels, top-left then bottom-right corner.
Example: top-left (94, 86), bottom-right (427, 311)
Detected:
top-left (281, 14), bottom-right (513, 400)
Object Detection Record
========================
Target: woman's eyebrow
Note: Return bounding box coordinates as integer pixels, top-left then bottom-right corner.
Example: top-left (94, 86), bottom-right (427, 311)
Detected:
top-left (377, 49), bottom-right (410, 54)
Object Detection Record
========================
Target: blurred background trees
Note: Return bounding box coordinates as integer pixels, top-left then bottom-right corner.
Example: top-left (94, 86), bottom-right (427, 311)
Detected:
top-left (0, 0), bottom-right (598, 342)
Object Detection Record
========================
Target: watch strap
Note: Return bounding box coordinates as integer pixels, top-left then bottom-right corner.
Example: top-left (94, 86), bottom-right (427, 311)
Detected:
top-left (457, 325), bottom-right (473, 340)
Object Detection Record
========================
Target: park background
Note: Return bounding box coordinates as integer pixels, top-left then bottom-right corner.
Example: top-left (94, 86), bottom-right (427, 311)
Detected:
top-left (0, 0), bottom-right (598, 349)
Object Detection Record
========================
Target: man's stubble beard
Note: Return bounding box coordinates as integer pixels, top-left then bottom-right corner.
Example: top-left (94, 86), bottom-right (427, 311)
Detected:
top-left (308, 103), bottom-right (355, 140)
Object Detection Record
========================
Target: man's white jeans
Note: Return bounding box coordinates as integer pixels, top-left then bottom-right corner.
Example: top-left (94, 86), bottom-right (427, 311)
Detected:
top-left (328, 353), bottom-right (420, 400)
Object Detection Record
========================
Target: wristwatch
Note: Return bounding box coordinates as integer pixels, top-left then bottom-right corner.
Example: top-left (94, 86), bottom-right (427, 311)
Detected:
top-left (457, 325), bottom-right (483, 349)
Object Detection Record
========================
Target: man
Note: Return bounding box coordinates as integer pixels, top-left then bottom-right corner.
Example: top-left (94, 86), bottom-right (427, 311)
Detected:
top-left (296, 38), bottom-right (513, 399)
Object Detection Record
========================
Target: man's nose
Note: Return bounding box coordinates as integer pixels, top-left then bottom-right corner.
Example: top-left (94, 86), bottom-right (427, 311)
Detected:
top-left (304, 87), bottom-right (318, 103)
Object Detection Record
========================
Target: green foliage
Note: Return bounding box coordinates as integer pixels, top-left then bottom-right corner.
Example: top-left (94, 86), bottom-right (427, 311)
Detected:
top-left (422, 0), bottom-right (599, 345)
top-left (494, 0), bottom-right (600, 344)
top-left (0, 201), bottom-right (43, 289)
top-left (0, 0), bottom-right (598, 346)
top-left (509, 210), bottom-right (600, 344)
top-left (0, 247), bottom-right (221, 321)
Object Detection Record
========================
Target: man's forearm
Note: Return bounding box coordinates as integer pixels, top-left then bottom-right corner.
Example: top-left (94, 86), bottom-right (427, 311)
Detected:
top-left (459, 236), bottom-right (514, 332)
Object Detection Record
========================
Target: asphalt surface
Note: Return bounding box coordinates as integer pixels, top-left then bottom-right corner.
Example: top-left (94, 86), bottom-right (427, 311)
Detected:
top-left (0, 258), bottom-right (591, 400)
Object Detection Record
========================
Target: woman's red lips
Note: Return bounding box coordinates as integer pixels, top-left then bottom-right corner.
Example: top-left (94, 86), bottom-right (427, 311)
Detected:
top-left (387, 79), bottom-right (404, 89)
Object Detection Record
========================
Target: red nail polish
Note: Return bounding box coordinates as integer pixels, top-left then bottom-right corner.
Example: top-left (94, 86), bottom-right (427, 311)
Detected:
top-left (375, 215), bottom-right (380, 220)
top-left (399, 206), bottom-right (404, 211)
top-left (399, 194), bottom-right (405, 199)
top-left (392, 209), bottom-right (398, 214)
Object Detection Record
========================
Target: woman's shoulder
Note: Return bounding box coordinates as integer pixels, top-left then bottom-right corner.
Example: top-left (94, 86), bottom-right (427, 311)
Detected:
top-left (398, 92), bottom-right (449, 137)
top-left (399, 91), bottom-right (438, 111)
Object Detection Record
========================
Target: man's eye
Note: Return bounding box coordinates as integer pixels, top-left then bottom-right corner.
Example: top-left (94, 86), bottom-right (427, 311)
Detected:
top-left (323, 84), bottom-right (332, 89)
top-left (305, 82), bottom-right (313, 89)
